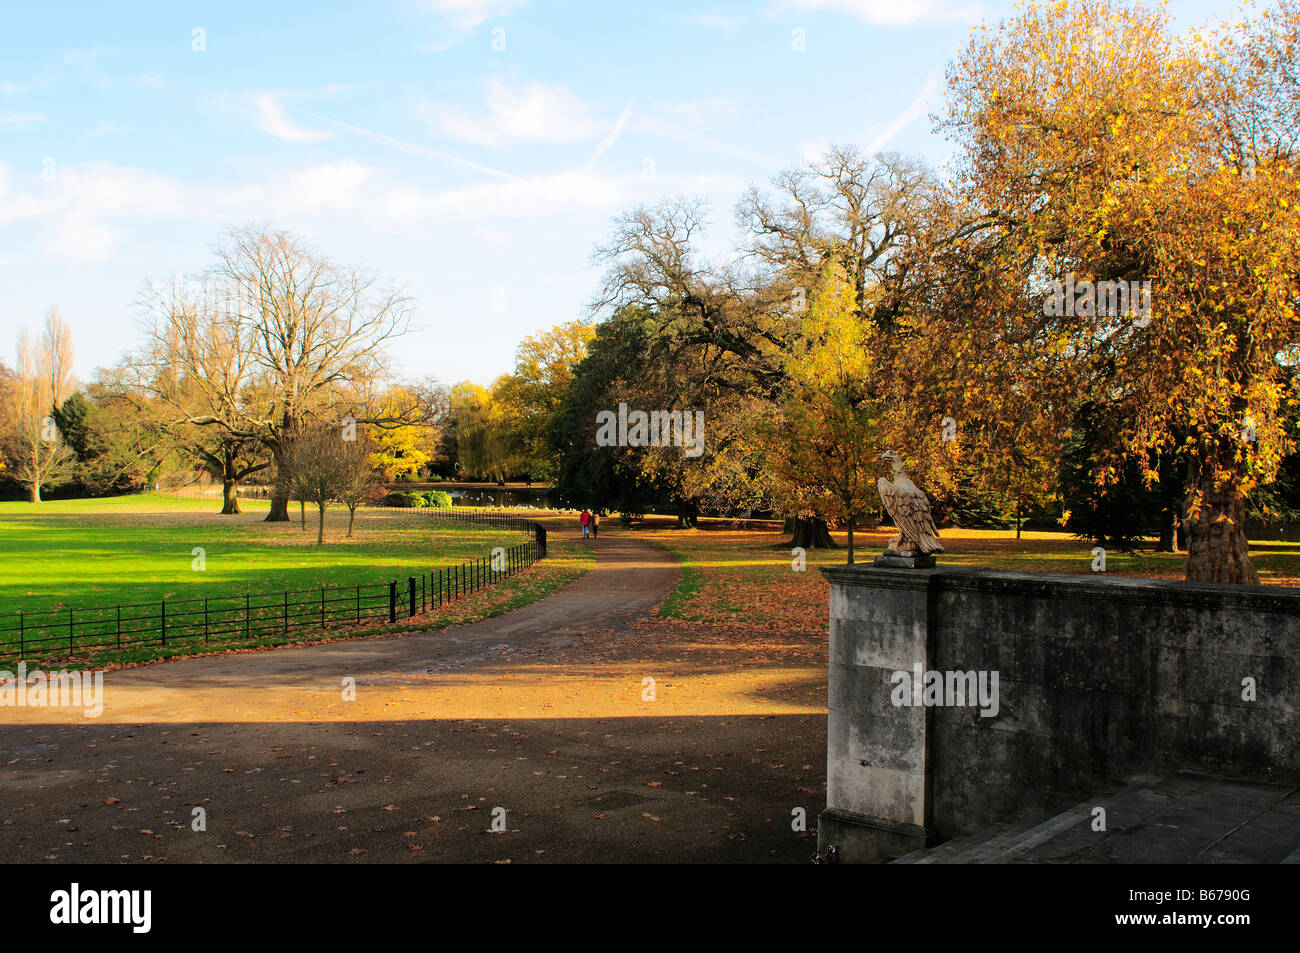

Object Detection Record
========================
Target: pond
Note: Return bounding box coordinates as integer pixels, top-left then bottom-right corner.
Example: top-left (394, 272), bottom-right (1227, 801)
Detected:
top-left (441, 486), bottom-right (560, 510)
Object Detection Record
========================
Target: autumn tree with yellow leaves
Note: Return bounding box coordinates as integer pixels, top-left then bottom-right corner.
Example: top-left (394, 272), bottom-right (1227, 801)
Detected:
top-left (766, 263), bottom-right (883, 563)
top-left (931, 0), bottom-right (1300, 583)
top-left (366, 388), bottom-right (439, 482)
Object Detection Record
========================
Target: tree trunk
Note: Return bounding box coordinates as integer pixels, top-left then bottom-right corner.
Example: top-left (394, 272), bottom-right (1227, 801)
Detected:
top-left (790, 517), bottom-right (836, 549)
top-left (221, 479), bottom-right (241, 515)
top-left (347, 505), bottom-right (358, 538)
top-left (846, 516), bottom-right (855, 565)
top-left (299, 500), bottom-right (306, 530)
top-left (266, 444), bottom-right (291, 522)
top-left (266, 490), bottom-right (291, 522)
top-left (1015, 494), bottom-right (1022, 540)
top-left (317, 505), bottom-right (325, 545)
top-left (30, 484), bottom-right (40, 503)
top-left (1184, 485), bottom-right (1259, 584)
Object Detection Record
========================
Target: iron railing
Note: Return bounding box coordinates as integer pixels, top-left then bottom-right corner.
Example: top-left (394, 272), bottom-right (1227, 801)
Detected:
top-left (0, 514), bottom-right (546, 661)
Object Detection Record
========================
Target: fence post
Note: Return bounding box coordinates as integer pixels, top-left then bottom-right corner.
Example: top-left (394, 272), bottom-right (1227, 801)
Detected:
top-left (18, 610), bottom-right (24, 657)
top-left (245, 594), bottom-right (250, 638)
top-left (116, 605), bottom-right (121, 650)
top-left (161, 600), bottom-right (167, 646)
top-left (283, 591), bottom-right (288, 633)
top-left (408, 576), bottom-right (416, 618)
top-left (438, 569), bottom-right (443, 607)
top-left (356, 585), bottom-right (361, 624)
top-left (321, 588), bottom-right (326, 628)
top-left (69, 607), bottom-right (74, 654)
top-left (204, 597), bottom-right (210, 643)
top-left (389, 581), bottom-right (397, 622)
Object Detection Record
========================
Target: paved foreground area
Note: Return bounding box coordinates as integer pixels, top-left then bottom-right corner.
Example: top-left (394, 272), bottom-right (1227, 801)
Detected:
top-left (894, 774), bottom-right (1300, 864)
top-left (0, 530), bottom-right (827, 863)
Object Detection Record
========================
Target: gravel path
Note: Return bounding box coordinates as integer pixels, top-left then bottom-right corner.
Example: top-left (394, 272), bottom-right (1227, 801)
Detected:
top-left (0, 525), bottom-right (826, 863)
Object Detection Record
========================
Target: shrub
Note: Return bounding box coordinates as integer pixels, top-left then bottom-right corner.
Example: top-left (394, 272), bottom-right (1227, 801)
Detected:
top-left (423, 490), bottom-right (453, 508)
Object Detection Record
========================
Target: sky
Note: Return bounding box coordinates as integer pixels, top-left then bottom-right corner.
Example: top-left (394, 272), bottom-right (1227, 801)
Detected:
top-left (0, 0), bottom-right (1249, 389)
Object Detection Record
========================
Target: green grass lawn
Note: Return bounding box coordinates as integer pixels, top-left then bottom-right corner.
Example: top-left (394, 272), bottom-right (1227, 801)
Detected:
top-left (0, 494), bottom-right (524, 615)
top-left (0, 494), bottom-right (599, 668)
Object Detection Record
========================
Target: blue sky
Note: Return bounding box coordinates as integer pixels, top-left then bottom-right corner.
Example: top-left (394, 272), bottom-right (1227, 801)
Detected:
top-left (0, 0), bottom-right (1248, 388)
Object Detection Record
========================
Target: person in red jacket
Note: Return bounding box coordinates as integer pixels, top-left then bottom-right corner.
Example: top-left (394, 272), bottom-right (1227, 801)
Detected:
top-left (580, 508), bottom-right (591, 539)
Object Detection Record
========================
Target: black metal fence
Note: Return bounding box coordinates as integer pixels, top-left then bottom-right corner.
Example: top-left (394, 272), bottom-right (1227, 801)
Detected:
top-left (0, 514), bottom-right (546, 661)
top-left (429, 507), bottom-right (548, 553)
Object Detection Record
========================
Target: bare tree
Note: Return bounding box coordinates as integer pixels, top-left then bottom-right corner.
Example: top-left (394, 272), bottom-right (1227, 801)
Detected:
top-left (215, 226), bottom-right (415, 522)
top-left (336, 432), bottom-right (382, 537)
top-left (126, 273), bottom-right (271, 513)
top-left (2, 310), bottom-right (77, 502)
top-left (737, 146), bottom-right (939, 327)
top-left (280, 423), bottom-right (355, 545)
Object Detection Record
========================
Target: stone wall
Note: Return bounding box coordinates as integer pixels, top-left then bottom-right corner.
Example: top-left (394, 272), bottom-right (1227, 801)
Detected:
top-left (816, 565), bottom-right (1300, 863)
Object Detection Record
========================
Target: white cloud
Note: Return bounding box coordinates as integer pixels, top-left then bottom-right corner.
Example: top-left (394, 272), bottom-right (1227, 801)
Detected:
top-left (308, 113), bottom-right (518, 180)
top-left (631, 112), bottom-right (787, 169)
top-left (421, 79), bottom-right (604, 147)
top-left (60, 46), bottom-right (114, 68)
top-left (420, 0), bottom-right (528, 29)
top-left (776, 0), bottom-right (982, 26)
top-left (46, 211), bottom-right (119, 262)
top-left (865, 72), bottom-right (943, 152)
top-left (386, 170), bottom-right (626, 221)
top-left (385, 168), bottom-right (744, 224)
top-left (582, 99), bottom-right (634, 172)
top-left (0, 146), bottom-right (740, 267)
top-left (249, 92), bottom-right (335, 143)
top-left (653, 97), bottom-right (741, 130)
top-left (0, 161), bottom-right (194, 262)
top-left (0, 112), bottom-right (47, 125)
top-left (280, 158), bottom-right (372, 214)
top-left (682, 13), bottom-right (747, 31)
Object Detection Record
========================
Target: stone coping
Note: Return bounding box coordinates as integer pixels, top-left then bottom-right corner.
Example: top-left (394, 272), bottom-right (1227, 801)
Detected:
top-left (821, 563), bottom-right (1300, 613)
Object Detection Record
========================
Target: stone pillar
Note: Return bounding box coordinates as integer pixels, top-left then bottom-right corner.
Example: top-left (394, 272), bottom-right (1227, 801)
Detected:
top-left (817, 565), bottom-right (938, 863)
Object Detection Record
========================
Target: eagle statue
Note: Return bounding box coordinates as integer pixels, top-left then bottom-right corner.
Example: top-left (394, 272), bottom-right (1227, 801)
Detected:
top-left (876, 451), bottom-right (944, 555)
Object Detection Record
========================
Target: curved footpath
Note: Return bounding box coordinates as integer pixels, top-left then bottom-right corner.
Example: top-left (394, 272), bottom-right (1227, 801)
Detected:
top-left (0, 522), bottom-right (828, 863)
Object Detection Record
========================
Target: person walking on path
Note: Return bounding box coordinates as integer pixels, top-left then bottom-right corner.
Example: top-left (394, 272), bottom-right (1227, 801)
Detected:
top-left (591, 511), bottom-right (600, 539)
top-left (580, 508), bottom-right (591, 539)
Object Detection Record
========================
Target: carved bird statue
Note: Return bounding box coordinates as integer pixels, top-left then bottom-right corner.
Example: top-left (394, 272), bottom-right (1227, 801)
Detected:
top-left (877, 451), bottom-right (944, 554)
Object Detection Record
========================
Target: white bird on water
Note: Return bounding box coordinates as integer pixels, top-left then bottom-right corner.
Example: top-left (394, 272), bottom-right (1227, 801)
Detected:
top-left (876, 451), bottom-right (944, 555)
